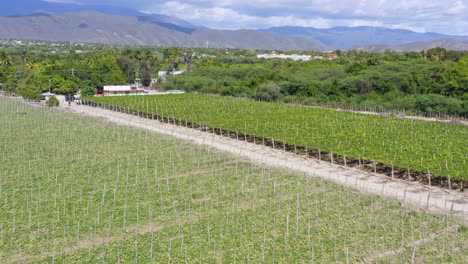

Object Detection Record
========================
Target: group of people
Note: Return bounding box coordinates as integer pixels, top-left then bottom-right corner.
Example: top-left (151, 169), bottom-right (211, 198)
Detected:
top-left (64, 94), bottom-right (85, 106)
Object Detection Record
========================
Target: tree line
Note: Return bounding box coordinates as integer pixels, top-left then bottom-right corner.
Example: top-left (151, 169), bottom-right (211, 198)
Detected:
top-left (0, 43), bottom-right (466, 116)
top-left (162, 49), bottom-right (468, 117)
top-left (0, 45), bottom-right (194, 98)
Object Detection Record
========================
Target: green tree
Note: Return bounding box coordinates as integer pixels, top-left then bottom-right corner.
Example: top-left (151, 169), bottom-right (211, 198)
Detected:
top-left (116, 56), bottom-right (136, 83)
top-left (163, 47), bottom-right (182, 74)
top-left (0, 51), bottom-right (11, 68)
top-left (426, 47), bottom-right (447, 62)
top-left (91, 55), bottom-right (127, 85)
top-left (17, 82), bottom-right (41, 100)
top-left (80, 86), bottom-right (96, 97)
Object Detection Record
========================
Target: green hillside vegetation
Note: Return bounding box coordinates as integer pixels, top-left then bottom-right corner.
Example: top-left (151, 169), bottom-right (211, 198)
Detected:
top-left (1, 97), bottom-right (467, 262)
top-left (0, 43), bottom-right (467, 116)
top-left (86, 94), bottom-right (468, 181)
top-left (162, 50), bottom-right (468, 117)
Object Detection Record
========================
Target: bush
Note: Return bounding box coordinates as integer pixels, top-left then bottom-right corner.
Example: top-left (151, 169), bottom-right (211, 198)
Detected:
top-left (255, 83), bottom-right (280, 102)
top-left (47, 95), bottom-right (60, 107)
top-left (80, 86), bottom-right (96, 97)
top-left (414, 94), bottom-right (465, 116)
top-left (16, 83), bottom-right (41, 100)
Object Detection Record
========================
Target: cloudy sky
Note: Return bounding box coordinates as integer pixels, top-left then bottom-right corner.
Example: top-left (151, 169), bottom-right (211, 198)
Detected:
top-left (47, 0), bottom-right (468, 35)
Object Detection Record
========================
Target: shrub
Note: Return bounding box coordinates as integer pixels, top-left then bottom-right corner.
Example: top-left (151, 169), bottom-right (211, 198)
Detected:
top-left (80, 86), bottom-right (96, 97)
top-left (47, 95), bottom-right (60, 107)
top-left (255, 83), bottom-right (280, 102)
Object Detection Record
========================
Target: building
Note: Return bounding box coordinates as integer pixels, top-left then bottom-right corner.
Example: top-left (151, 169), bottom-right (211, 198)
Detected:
top-left (96, 79), bottom-right (147, 96)
top-left (257, 53), bottom-right (312, 61)
top-left (158, 70), bottom-right (185, 81)
top-left (327, 53), bottom-right (339, 60)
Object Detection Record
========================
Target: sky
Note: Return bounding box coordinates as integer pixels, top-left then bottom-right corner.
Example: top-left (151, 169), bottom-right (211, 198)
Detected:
top-left (45, 0), bottom-right (468, 35)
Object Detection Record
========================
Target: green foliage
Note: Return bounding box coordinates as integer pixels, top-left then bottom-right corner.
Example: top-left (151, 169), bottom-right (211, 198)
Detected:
top-left (161, 52), bottom-right (466, 116)
top-left (453, 56), bottom-right (468, 77)
top-left (1, 97), bottom-right (467, 263)
top-left (255, 82), bottom-right (281, 101)
top-left (16, 83), bottom-right (41, 100)
top-left (1, 44), bottom-right (467, 116)
top-left (15, 69), bottom-right (41, 99)
top-left (52, 78), bottom-right (77, 94)
top-left (80, 85), bottom-right (96, 97)
top-left (426, 47), bottom-right (447, 61)
top-left (46, 95), bottom-right (59, 107)
top-left (88, 94), bottom-right (468, 180)
top-left (91, 55), bottom-right (128, 85)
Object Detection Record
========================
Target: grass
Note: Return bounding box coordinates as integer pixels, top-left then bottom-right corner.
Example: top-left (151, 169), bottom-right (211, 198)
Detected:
top-left (0, 97), bottom-right (467, 263)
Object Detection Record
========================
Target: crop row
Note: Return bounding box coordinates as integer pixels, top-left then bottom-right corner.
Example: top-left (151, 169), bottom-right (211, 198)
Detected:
top-left (86, 94), bottom-right (468, 182)
top-left (1, 97), bottom-right (467, 262)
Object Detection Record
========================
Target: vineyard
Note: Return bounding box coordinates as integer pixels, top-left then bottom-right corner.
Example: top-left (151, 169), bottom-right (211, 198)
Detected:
top-left (85, 94), bottom-right (468, 186)
top-left (1, 96), bottom-right (467, 262)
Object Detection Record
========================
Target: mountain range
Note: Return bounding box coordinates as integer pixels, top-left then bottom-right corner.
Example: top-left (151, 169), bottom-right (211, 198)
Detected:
top-left (351, 39), bottom-right (468, 52)
top-left (0, 11), bottom-right (325, 51)
top-left (262, 26), bottom-right (468, 50)
top-left (0, 0), bottom-right (467, 51)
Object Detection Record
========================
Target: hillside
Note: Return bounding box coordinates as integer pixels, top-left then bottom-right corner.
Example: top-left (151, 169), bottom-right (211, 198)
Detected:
top-left (1, 0), bottom-right (148, 17)
top-left (0, 11), bottom-right (326, 51)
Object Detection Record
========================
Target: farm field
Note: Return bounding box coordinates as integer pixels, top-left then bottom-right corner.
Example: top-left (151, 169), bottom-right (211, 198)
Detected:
top-left (86, 94), bottom-right (468, 182)
top-left (1, 97), bottom-right (467, 262)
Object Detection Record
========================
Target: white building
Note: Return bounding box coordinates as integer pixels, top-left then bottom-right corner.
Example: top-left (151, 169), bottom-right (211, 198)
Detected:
top-left (158, 70), bottom-right (186, 81)
top-left (257, 53), bottom-right (312, 61)
top-left (96, 79), bottom-right (147, 96)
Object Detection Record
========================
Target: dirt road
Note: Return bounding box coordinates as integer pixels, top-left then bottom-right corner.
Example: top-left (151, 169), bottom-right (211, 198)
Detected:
top-left (58, 97), bottom-right (468, 223)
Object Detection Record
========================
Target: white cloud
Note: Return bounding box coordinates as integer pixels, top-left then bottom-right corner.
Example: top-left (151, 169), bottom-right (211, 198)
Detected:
top-left (75, 0), bottom-right (468, 35)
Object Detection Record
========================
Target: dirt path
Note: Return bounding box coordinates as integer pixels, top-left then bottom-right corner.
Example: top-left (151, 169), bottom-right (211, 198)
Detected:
top-left (51, 99), bottom-right (467, 224)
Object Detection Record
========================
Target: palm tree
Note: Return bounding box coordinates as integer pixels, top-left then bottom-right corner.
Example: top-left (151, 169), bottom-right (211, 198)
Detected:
top-left (419, 50), bottom-right (427, 60)
top-left (0, 51), bottom-right (11, 68)
top-left (26, 61), bottom-right (38, 70)
top-left (47, 58), bottom-right (58, 70)
top-left (19, 49), bottom-right (27, 64)
top-left (427, 47), bottom-right (446, 62)
top-left (184, 52), bottom-right (193, 72)
top-left (166, 54), bottom-right (179, 75)
top-left (0, 58), bottom-right (10, 68)
top-left (85, 56), bottom-right (95, 66)
top-left (163, 47), bottom-right (182, 74)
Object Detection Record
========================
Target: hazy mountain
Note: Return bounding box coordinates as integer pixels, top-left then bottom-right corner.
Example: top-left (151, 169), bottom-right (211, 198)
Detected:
top-left (262, 26), bottom-right (468, 50)
top-left (1, 0), bottom-right (202, 31)
top-left (190, 29), bottom-right (326, 50)
top-left (1, 0), bottom-right (143, 17)
top-left (352, 39), bottom-right (468, 52)
top-left (0, 11), bottom-right (326, 51)
top-left (3, 1), bottom-right (465, 51)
